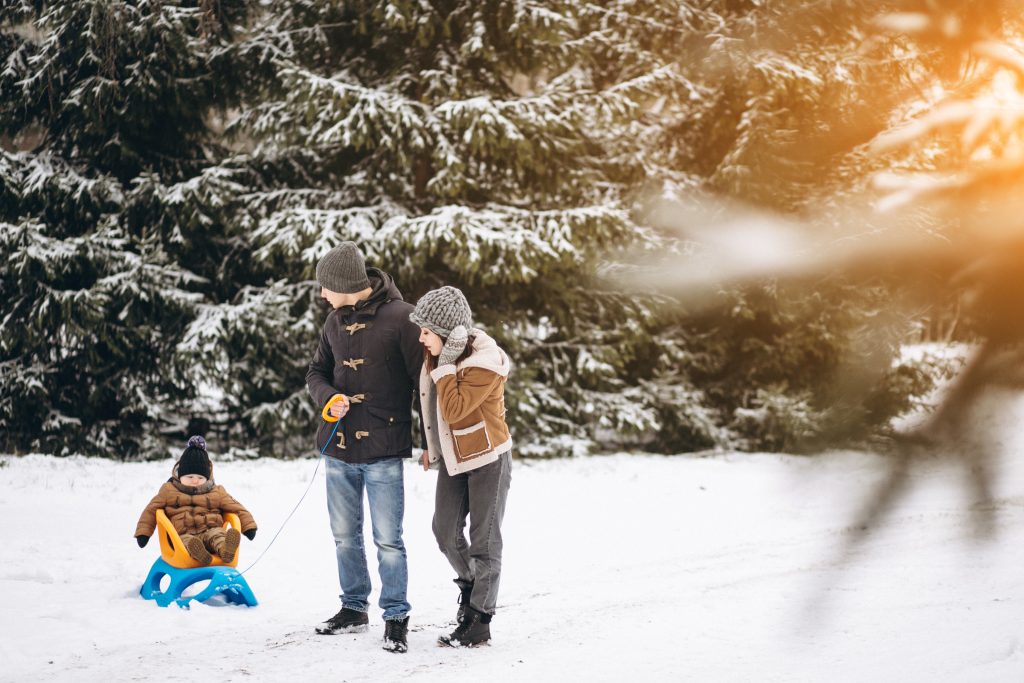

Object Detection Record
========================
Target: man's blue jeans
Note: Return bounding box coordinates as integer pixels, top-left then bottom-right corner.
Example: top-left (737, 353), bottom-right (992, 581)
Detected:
top-left (325, 456), bottom-right (410, 620)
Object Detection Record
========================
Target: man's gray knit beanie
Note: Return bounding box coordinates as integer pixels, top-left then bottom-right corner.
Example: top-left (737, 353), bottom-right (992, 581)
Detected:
top-left (409, 286), bottom-right (473, 339)
top-left (316, 242), bottom-right (371, 293)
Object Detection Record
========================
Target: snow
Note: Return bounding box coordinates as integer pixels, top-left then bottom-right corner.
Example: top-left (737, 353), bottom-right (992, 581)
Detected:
top-left (4, 393), bottom-right (1024, 682)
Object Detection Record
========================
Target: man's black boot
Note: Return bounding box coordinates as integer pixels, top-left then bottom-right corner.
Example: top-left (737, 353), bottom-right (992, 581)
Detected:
top-left (383, 616), bottom-right (410, 653)
top-left (315, 607), bottom-right (369, 634)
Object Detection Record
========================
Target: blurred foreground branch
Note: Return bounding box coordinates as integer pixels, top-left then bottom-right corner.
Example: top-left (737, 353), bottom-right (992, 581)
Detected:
top-left (616, 0), bottom-right (1024, 551)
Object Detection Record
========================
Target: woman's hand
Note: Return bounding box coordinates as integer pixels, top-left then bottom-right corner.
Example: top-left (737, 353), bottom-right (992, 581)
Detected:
top-left (421, 451), bottom-right (430, 471)
top-left (437, 325), bottom-right (469, 365)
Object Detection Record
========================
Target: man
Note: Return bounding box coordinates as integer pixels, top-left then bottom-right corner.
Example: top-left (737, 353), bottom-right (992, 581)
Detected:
top-left (305, 241), bottom-right (422, 653)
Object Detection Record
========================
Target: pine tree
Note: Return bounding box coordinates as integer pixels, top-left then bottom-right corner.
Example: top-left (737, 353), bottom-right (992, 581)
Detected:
top-left (214, 1), bottom-right (915, 456)
top-left (0, 1), bottom-right (257, 456)
top-left (627, 1), bottom-right (945, 452)
top-left (0, 1), bottom-right (955, 458)
top-left (175, 0), bottom-right (685, 456)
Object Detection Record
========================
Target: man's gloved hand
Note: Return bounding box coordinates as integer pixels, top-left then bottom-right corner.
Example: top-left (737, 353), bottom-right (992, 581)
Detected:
top-left (243, 529), bottom-right (256, 541)
top-left (136, 535), bottom-right (149, 548)
top-left (437, 325), bottom-right (469, 366)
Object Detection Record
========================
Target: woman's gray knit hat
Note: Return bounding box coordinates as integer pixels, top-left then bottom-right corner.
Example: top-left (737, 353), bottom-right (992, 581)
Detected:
top-left (316, 242), bottom-right (371, 293)
top-left (409, 286), bottom-right (473, 338)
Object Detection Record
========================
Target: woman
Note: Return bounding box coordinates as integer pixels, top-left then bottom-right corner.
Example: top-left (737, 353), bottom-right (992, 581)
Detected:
top-left (410, 286), bottom-right (513, 648)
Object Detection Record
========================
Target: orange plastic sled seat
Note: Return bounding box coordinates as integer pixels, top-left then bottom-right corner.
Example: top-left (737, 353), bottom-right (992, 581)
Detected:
top-left (156, 508), bottom-right (241, 569)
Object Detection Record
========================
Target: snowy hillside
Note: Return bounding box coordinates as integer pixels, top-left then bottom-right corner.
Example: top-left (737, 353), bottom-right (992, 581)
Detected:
top-left (3, 392), bottom-right (1024, 682)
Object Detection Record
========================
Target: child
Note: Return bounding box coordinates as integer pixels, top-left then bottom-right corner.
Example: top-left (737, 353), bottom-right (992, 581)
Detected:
top-left (409, 286), bottom-right (513, 648)
top-left (134, 436), bottom-right (257, 565)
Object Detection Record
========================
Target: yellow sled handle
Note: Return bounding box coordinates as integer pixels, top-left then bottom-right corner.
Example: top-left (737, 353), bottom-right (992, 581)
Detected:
top-left (321, 394), bottom-right (348, 423)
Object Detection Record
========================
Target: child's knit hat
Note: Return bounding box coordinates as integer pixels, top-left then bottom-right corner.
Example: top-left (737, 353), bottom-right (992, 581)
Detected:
top-left (177, 435), bottom-right (211, 479)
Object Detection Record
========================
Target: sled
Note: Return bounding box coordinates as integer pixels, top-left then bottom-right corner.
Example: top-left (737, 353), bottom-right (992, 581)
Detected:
top-left (139, 509), bottom-right (258, 608)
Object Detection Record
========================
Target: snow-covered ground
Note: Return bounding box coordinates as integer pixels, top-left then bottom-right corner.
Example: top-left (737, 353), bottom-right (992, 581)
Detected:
top-left (3, 394), bottom-right (1024, 682)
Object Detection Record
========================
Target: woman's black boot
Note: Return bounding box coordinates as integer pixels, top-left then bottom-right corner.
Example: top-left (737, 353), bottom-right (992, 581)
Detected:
top-left (439, 607), bottom-right (491, 648)
top-left (456, 581), bottom-right (474, 623)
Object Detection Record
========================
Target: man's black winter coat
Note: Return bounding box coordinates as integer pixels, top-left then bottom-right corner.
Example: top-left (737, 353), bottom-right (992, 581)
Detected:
top-left (306, 268), bottom-right (423, 463)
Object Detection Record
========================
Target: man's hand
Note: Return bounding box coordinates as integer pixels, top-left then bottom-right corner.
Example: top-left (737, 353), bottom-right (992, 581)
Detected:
top-left (136, 535), bottom-right (149, 548)
top-left (243, 529), bottom-right (256, 541)
top-left (328, 395), bottom-right (350, 419)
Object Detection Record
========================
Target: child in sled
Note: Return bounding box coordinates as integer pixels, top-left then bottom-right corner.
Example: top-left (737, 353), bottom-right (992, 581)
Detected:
top-left (134, 436), bottom-right (257, 565)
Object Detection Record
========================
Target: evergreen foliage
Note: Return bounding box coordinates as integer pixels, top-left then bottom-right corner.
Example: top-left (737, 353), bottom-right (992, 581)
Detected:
top-left (214, 0), bottom-right (678, 456)
top-left (0, 0), bottom-right (968, 457)
top-left (0, 1), bottom-right (257, 456)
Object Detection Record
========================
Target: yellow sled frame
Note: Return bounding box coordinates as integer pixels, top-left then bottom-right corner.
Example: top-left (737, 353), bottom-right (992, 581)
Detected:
top-left (155, 508), bottom-right (241, 569)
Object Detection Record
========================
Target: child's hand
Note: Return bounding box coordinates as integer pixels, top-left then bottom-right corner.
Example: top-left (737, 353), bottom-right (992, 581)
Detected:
top-left (243, 529), bottom-right (256, 541)
top-left (136, 535), bottom-right (149, 548)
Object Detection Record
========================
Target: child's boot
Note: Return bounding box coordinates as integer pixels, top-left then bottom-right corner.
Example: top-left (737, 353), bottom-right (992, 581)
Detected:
top-left (183, 535), bottom-right (212, 565)
top-left (219, 528), bottom-right (241, 563)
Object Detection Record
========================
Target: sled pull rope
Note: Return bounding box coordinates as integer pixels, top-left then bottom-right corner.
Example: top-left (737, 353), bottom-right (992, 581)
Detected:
top-left (238, 418), bottom-right (341, 576)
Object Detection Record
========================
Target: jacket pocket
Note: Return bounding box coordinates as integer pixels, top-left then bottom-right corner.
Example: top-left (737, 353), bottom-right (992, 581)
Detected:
top-left (452, 421), bottom-right (492, 461)
top-left (366, 405), bottom-right (412, 455)
top-left (317, 420), bottom-right (346, 458)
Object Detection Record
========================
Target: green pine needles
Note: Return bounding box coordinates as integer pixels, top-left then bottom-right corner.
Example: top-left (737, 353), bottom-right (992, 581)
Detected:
top-left (0, 1), bottom-right (973, 457)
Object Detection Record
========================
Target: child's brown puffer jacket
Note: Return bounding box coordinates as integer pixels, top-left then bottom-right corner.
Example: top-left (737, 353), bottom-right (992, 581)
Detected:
top-left (134, 460), bottom-right (257, 538)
